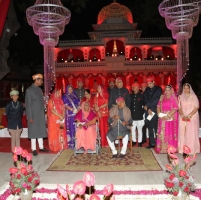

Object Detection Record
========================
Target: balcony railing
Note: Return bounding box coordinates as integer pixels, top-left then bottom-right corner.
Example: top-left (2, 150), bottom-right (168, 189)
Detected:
top-left (56, 60), bottom-right (177, 68)
top-left (58, 37), bottom-right (174, 46)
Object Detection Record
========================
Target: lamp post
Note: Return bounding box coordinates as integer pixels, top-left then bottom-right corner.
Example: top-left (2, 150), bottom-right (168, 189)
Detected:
top-left (159, 0), bottom-right (200, 86)
top-left (26, 0), bottom-right (71, 103)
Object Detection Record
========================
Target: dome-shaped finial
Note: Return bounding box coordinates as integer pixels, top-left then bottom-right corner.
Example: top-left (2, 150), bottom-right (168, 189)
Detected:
top-left (97, 1), bottom-right (133, 24)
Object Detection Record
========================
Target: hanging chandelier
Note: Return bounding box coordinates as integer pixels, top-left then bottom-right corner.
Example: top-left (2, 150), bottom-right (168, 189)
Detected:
top-left (158, 0), bottom-right (200, 86)
top-left (26, 0), bottom-right (71, 103)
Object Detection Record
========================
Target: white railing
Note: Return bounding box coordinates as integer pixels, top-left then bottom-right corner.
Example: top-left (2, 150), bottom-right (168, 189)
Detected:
top-left (124, 60), bottom-right (177, 66)
top-left (56, 62), bottom-right (107, 68)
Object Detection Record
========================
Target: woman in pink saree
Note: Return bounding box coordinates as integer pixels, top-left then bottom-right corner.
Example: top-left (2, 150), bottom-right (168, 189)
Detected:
top-left (74, 101), bottom-right (97, 152)
top-left (178, 83), bottom-right (200, 154)
top-left (156, 85), bottom-right (178, 153)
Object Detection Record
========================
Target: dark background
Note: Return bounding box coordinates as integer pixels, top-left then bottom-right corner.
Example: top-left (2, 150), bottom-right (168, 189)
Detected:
top-left (7, 0), bottom-right (201, 94)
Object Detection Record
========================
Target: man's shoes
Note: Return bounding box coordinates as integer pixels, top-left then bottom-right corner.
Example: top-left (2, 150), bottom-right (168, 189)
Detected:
top-left (132, 142), bottom-right (136, 146)
top-left (112, 154), bottom-right (118, 159)
top-left (39, 148), bottom-right (49, 152)
top-left (118, 154), bottom-right (125, 159)
top-left (138, 143), bottom-right (142, 147)
top-left (32, 150), bottom-right (38, 156)
top-left (146, 145), bottom-right (155, 149)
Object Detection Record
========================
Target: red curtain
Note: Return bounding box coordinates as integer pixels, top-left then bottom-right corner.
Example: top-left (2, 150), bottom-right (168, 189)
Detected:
top-left (106, 40), bottom-right (124, 55)
top-left (0, 0), bottom-right (10, 37)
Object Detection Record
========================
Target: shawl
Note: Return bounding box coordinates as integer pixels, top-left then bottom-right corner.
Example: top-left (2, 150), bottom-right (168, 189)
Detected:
top-left (109, 105), bottom-right (131, 127)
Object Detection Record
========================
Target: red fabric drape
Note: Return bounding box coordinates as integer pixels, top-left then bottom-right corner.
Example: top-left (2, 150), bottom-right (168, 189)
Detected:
top-left (105, 40), bottom-right (124, 55)
top-left (0, 0), bottom-right (10, 37)
top-left (89, 49), bottom-right (101, 60)
top-left (129, 47), bottom-right (142, 59)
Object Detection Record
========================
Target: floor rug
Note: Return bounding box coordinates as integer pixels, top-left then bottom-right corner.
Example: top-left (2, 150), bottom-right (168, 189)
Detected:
top-left (47, 147), bottom-right (163, 172)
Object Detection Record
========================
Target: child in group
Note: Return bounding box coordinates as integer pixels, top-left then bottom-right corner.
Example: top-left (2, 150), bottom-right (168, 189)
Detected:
top-left (5, 89), bottom-right (24, 152)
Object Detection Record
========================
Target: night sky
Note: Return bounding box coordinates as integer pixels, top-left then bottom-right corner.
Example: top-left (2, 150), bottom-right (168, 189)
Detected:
top-left (7, 0), bottom-right (201, 91)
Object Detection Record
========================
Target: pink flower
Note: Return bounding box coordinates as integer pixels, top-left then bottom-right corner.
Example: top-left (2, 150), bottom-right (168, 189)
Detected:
top-left (22, 183), bottom-right (28, 188)
top-left (179, 182), bottom-right (183, 187)
top-left (169, 153), bottom-right (178, 160)
top-left (173, 191), bottom-right (179, 196)
top-left (83, 172), bottom-right (95, 187)
top-left (166, 164), bottom-right (173, 171)
top-left (14, 147), bottom-right (23, 155)
top-left (73, 181), bottom-right (86, 195)
top-left (183, 145), bottom-right (191, 155)
top-left (103, 184), bottom-right (114, 196)
top-left (89, 194), bottom-right (101, 200)
top-left (57, 184), bottom-right (67, 199)
top-left (13, 154), bottom-right (18, 162)
top-left (26, 154), bottom-right (32, 162)
top-left (172, 157), bottom-right (179, 166)
top-left (168, 145), bottom-right (177, 154)
top-left (75, 198), bottom-right (82, 200)
top-left (21, 149), bottom-right (28, 158)
top-left (184, 186), bottom-right (190, 192)
top-left (66, 184), bottom-right (71, 195)
top-left (27, 164), bottom-right (33, 170)
top-left (20, 167), bottom-right (27, 175)
top-left (9, 167), bottom-right (18, 174)
top-left (169, 174), bottom-right (175, 181)
top-left (20, 162), bottom-right (26, 168)
top-left (179, 170), bottom-right (187, 177)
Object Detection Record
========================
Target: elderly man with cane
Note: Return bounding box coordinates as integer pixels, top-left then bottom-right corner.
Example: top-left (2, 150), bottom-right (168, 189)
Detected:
top-left (107, 97), bottom-right (132, 159)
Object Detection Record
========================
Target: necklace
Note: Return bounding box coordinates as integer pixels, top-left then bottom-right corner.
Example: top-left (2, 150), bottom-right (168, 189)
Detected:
top-left (11, 101), bottom-right (19, 110)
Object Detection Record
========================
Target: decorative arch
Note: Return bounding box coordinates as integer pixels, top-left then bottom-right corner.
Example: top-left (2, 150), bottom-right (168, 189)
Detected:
top-left (147, 46), bottom-right (175, 60)
top-left (89, 48), bottom-right (101, 60)
top-left (57, 49), bottom-right (84, 62)
top-left (129, 47), bottom-right (142, 59)
top-left (105, 40), bottom-right (125, 56)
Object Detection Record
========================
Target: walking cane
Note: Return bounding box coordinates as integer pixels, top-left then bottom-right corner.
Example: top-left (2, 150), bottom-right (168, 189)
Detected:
top-left (117, 119), bottom-right (120, 154)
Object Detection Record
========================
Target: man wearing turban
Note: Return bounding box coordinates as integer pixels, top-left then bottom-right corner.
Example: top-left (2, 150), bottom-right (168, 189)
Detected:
top-left (6, 89), bottom-right (23, 152)
top-left (25, 74), bottom-right (49, 156)
top-left (107, 78), bottom-right (115, 95)
top-left (74, 78), bottom-right (85, 100)
top-left (130, 83), bottom-right (144, 147)
top-left (107, 97), bottom-right (132, 159)
top-left (143, 77), bottom-right (162, 149)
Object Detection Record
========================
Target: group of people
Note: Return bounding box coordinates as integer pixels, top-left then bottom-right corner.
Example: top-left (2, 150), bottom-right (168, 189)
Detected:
top-left (5, 73), bottom-right (200, 158)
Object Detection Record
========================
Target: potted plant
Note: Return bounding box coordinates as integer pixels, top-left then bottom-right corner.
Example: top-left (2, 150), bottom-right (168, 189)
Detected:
top-left (9, 146), bottom-right (40, 200)
top-left (164, 145), bottom-right (196, 199)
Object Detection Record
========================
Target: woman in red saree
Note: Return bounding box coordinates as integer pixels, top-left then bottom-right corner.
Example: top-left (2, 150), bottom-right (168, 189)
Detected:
top-left (94, 85), bottom-right (109, 147)
top-left (75, 101), bottom-right (97, 152)
top-left (48, 90), bottom-right (67, 151)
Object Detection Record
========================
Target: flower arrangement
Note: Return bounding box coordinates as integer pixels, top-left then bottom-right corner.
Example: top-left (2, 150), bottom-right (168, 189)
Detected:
top-left (9, 146), bottom-right (40, 195)
top-left (164, 145), bottom-right (196, 197)
top-left (57, 172), bottom-right (114, 200)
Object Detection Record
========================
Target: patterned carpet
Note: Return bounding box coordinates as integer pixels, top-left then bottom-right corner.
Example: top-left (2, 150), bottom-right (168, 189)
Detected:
top-left (47, 147), bottom-right (163, 172)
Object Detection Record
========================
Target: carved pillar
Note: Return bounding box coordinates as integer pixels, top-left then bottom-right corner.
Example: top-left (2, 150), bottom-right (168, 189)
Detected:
top-left (125, 47), bottom-right (129, 59)
top-left (84, 48), bottom-right (89, 61)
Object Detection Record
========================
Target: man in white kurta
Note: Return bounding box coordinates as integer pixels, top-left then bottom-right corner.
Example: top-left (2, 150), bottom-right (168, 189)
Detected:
top-left (25, 74), bottom-right (49, 156)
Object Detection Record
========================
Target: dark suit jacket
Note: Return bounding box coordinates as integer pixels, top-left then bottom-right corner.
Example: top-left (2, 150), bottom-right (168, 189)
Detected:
top-left (5, 101), bottom-right (24, 129)
top-left (108, 87), bottom-right (131, 109)
top-left (130, 92), bottom-right (144, 120)
top-left (143, 85), bottom-right (162, 115)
